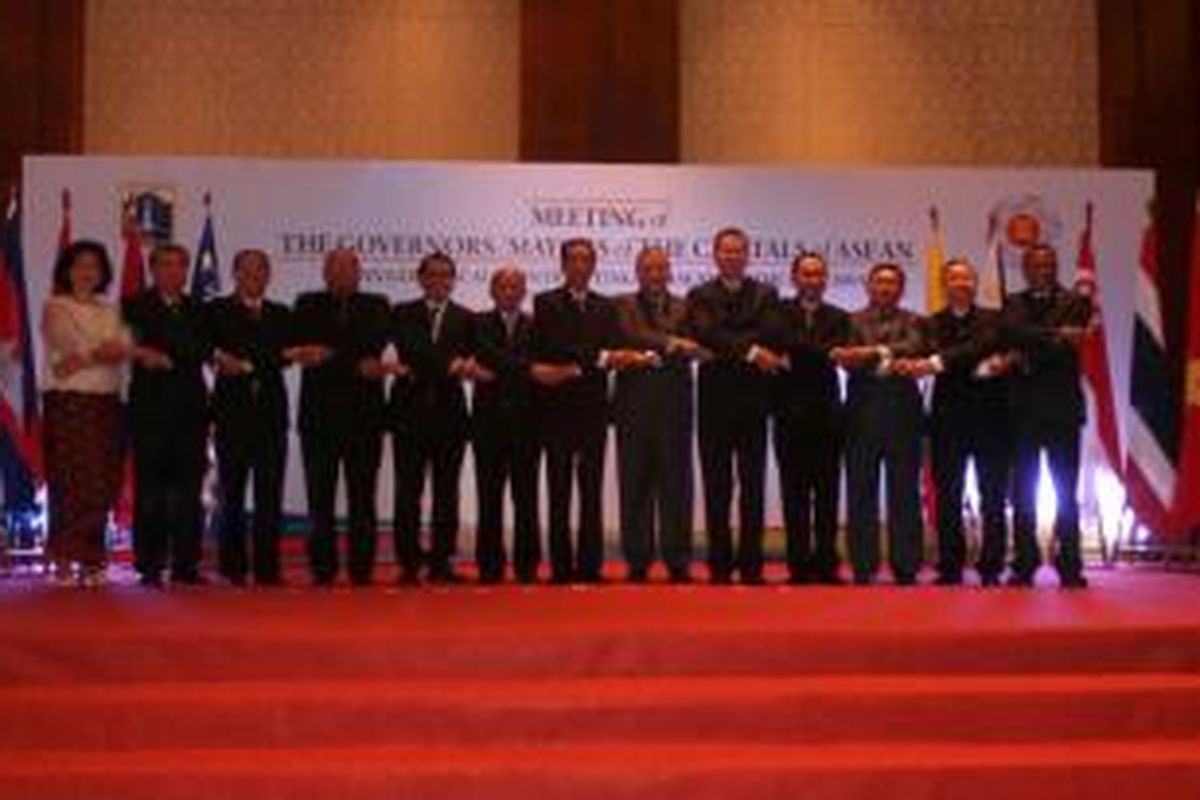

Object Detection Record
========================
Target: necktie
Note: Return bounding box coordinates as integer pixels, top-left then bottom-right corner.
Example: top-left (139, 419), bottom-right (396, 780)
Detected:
top-left (429, 304), bottom-right (445, 343)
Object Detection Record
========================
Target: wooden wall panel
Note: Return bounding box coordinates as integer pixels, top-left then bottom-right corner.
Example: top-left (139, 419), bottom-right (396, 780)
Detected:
top-left (520, 0), bottom-right (679, 162)
top-left (1098, 0), bottom-right (1200, 365)
top-left (0, 0), bottom-right (85, 187)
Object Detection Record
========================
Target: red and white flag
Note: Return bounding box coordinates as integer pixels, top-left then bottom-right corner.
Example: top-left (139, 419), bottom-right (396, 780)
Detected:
top-left (1074, 202), bottom-right (1123, 478)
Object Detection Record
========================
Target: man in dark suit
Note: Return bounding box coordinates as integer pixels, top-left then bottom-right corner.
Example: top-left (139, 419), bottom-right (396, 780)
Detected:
top-left (923, 258), bottom-right (1013, 587)
top-left (471, 265), bottom-right (540, 584)
top-left (123, 243), bottom-right (212, 587)
top-left (833, 262), bottom-right (928, 586)
top-left (206, 249), bottom-right (293, 587)
top-left (686, 227), bottom-right (787, 585)
top-left (289, 248), bottom-right (395, 586)
top-left (772, 252), bottom-right (851, 585)
top-left (613, 246), bottom-right (704, 584)
top-left (1002, 244), bottom-right (1091, 589)
top-left (390, 251), bottom-right (474, 584)
top-left (530, 237), bottom-right (629, 584)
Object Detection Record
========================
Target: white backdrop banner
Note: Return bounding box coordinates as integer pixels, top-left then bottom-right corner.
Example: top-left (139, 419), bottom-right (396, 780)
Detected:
top-left (22, 157), bottom-right (1153, 539)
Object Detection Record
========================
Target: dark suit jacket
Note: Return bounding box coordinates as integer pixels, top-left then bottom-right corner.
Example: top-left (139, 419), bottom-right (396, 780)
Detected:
top-left (843, 306), bottom-right (928, 427)
top-left (390, 298), bottom-right (473, 438)
top-left (685, 277), bottom-right (780, 418)
top-left (1002, 286), bottom-right (1090, 428)
top-left (472, 309), bottom-right (536, 433)
top-left (292, 290), bottom-right (391, 436)
top-left (773, 299), bottom-right (850, 427)
top-left (612, 291), bottom-right (694, 429)
top-left (122, 289), bottom-right (211, 431)
top-left (205, 295), bottom-right (292, 435)
top-left (927, 305), bottom-right (1009, 430)
top-left (530, 287), bottom-right (618, 423)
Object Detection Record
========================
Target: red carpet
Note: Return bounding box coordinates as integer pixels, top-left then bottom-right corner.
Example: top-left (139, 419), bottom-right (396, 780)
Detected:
top-left (2, 566), bottom-right (1199, 798)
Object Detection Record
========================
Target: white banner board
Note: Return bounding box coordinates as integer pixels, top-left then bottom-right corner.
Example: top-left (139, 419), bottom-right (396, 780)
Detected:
top-left (22, 157), bottom-right (1153, 541)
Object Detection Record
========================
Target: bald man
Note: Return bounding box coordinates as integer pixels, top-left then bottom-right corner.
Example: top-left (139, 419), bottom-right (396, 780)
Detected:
top-left (290, 248), bottom-right (394, 586)
top-left (471, 265), bottom-right (540, 584)
top-left (611, 247), bottom-right (702, 583)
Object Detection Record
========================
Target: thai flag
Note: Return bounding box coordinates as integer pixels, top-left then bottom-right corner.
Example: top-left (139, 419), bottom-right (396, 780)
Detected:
top-left (190, 192), bottom-right (220, 301)
top-left (1126, 215), bottom-right (1179, 537)
top-left (0, 189), bottom-right (44, 517)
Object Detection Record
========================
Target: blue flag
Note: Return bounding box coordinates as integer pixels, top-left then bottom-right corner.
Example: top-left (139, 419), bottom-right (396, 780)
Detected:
top-left (190, 193), bottom-right (220, 301)
top-left (0, 191), bottom-right (43, 521)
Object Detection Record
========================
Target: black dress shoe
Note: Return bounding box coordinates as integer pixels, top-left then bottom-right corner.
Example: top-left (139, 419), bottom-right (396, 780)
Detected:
top-left (1007, 573), bottom-right (1035, 588)
top-left (171, 570), bottom-right (207, 586)
top-left (397, 569), bottom-right (421, 586)
top-left (478, 572), bottom-right (503, 586)
top-left (313, 574), bottom-right (336, 588)
top-left (893, 573), bottom-right (917, 587)
top-left (138, 572), bottom-right (164, 589)
top-left (549, 572), bottom-right (574, 585)
top-left (787, 572), bottom-right (811, 586)
top-left (709, 570), bottom-right (734, 585)
top-left (575, 571), bottom-right (608, 585)
top-left (1059, 573), bottom-right (1089, 590)
top-left (979, 574), bottom-right (1001, 588)
top-left (933, 573), bottom-right (963, 586)
top-left (349, 574), bottom-right (374, 588)
top-left (852, 572), bottom-right (876, 586)
top-left (515, 570), bottom-right (538, 585)
top-left (816, 572), bottom-right (846, 586)
top-left (627, 567), bottom-right (649, 584)
top-left (668, 569), bottom-right (693, 585)
top-left (739, 572), bottom-right (766, 586)
top-left (427, 565), bottom-right (465, 584)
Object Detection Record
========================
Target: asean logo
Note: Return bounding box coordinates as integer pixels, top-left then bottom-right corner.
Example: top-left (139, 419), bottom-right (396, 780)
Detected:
top-left (990, 194), bottom-right (1063, 260)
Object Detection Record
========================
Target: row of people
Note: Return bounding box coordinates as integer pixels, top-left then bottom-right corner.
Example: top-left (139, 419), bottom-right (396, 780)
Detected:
top-left (40, 227), bottom-right (1091, 589)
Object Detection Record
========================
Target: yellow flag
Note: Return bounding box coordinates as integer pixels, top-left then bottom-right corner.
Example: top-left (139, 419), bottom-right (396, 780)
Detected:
top-left (925, 206), bottom-right (946, 312)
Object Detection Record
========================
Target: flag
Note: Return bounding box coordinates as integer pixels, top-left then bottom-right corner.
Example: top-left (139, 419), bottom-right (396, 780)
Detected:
top-left (1173, 194), bottom-right (1200, 534)
top-left (57, 189), bottom-right (72, 254)
top-left (1074, 202), bottom-right (1123, 476)
top-left (925, 206), bottom-right (946, 312)
top-left (920, 206), bottom-right (945, 531)
top-left (0, 188), bottom-right (44, 516)
top-left (119, 197), bottom-right (145, 299)
top-left (190, 191), bottom-right (220, 301)
top-left (1125, 212), bottom-right (1179, 538)
top-left (114, 197), bottom-right (146, 532)
top-left (979, 211), bottom-right (1005, 308)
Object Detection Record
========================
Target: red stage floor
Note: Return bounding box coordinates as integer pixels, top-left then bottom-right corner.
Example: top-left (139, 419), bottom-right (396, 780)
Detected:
top-left (1, 566), bottom-right (1199, 798)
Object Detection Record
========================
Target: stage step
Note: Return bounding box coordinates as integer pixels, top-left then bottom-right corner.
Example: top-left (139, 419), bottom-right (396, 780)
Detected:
top-left (2, 740), bottom-right (1200, 800)
top-left (3, 674), bottom-right (1200, 751)
top-left (6, 622), bottom-right (1200, 683)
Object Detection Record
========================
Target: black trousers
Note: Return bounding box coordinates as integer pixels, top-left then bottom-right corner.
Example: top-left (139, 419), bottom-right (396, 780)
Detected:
top-left (131, 420), bottom-right (206, 578)
top-left (773, 416), bottom-right (841, 581)
top-left (845, 410), bottom-right (923, 581)
top-left (931, 417), bottom-right (1009, 579)
top-left (214, 424), bottom-right (287, 583)
top-left (616, 416), bottom-right (693, 576)
top-left (393, 429), bottom-right (466, 575)
top-left (1011, 422), bottom-right (1083, 580)
top-left (300, 427), bottom-right (382, 583)
top-left (544, 415), bottom-right (606, 581)
top-left (698, 405), bottom-right (767, 580)
top-left (473, 419), bottom-right (540, 580)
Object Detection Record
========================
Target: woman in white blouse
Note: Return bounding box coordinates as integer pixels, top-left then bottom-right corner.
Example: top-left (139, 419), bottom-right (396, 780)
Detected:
top-left (41, 240), bottom-right (132, 587)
